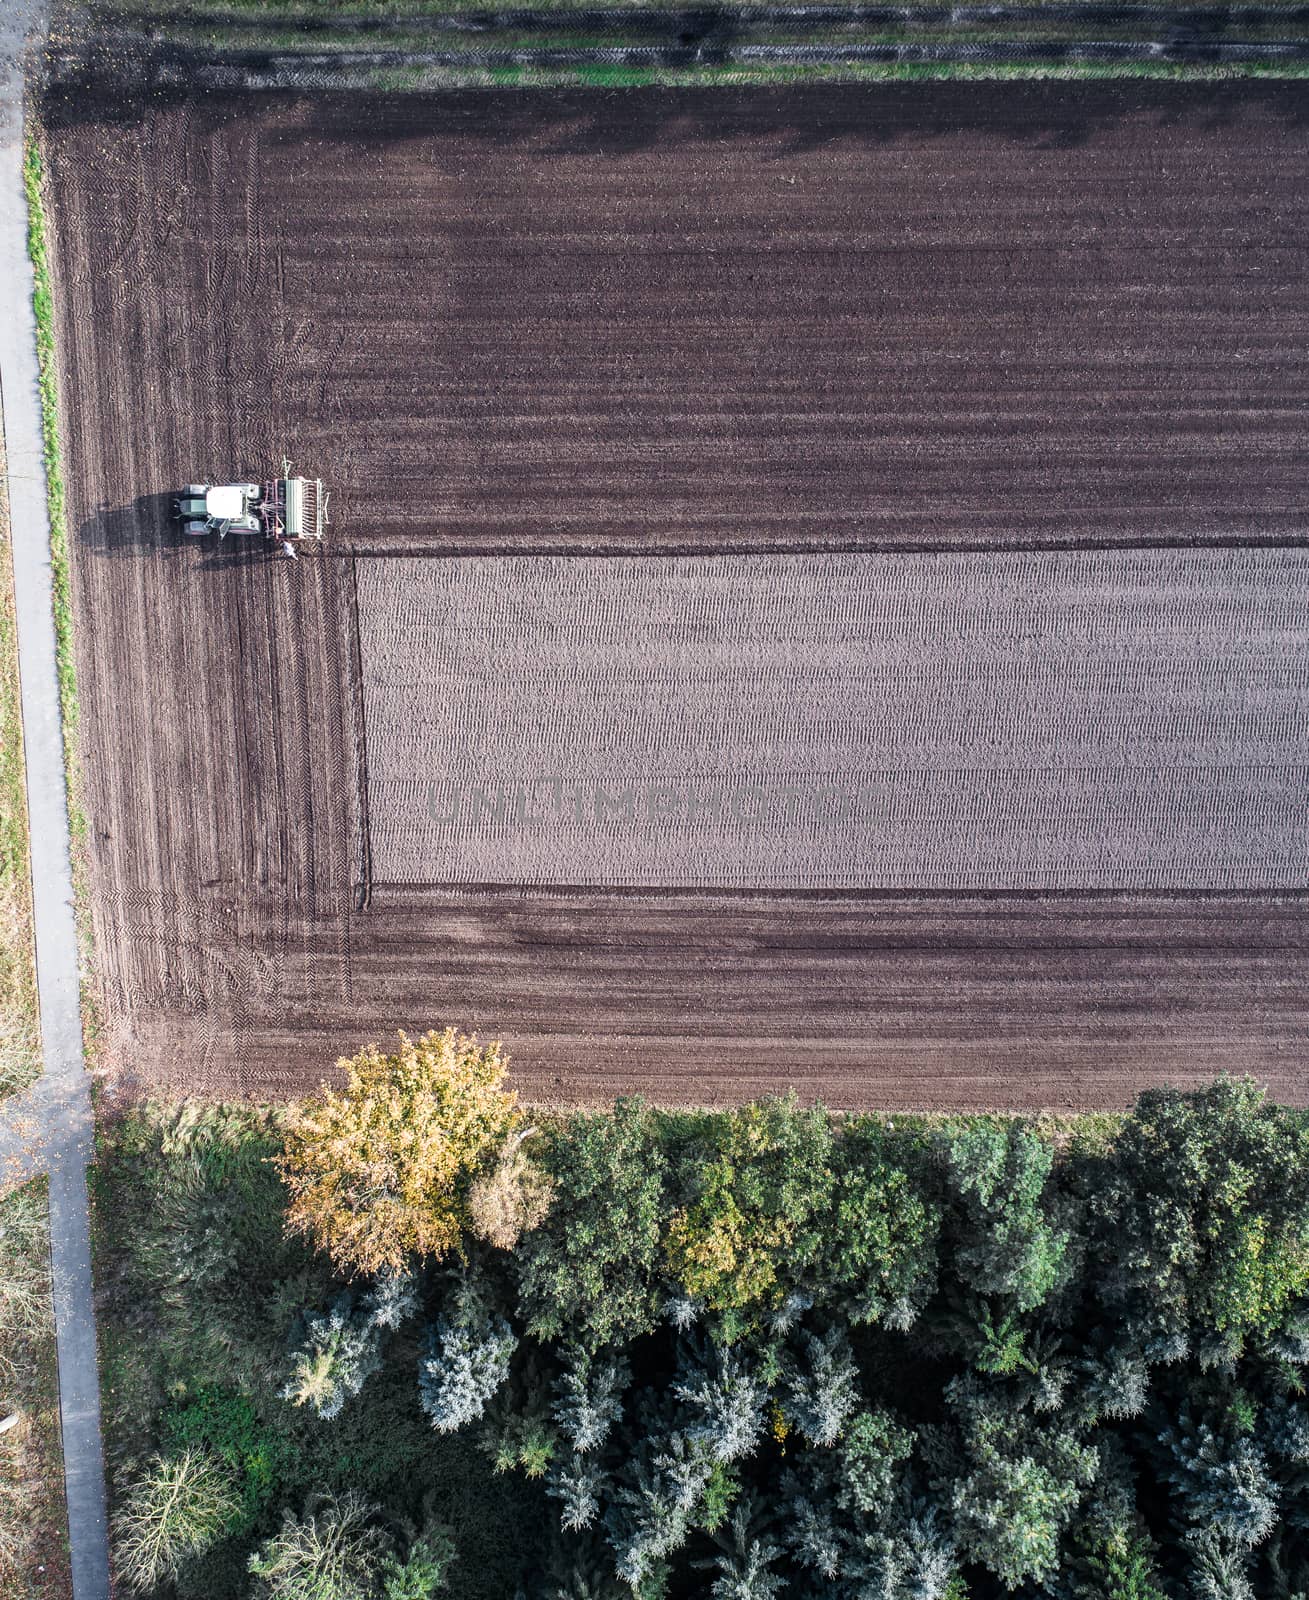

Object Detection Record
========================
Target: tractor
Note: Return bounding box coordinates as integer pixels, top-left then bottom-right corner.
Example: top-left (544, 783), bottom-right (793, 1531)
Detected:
top-left (173, 470), bottom-right (328, 556)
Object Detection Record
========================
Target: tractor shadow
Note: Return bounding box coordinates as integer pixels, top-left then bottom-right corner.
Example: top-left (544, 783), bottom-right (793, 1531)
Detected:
top-left (78, 492), bottom-right (290, 570)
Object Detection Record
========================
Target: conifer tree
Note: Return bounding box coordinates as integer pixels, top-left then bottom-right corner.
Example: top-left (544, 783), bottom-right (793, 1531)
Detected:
top-left (553, 1348), bottom-right (630, 1455)
top-left (281, 1293), bottom-right (383, 1421)
top-left (676, 1343), bottom-right (767, 1463)
top-left (418, 1291), bottom-right (517, 1433)
top-left (550, 1453), bottom-right (607, 1533)
top-left (695, 1503), bottom-right (784, 1600)
top-left (782, 1328), bottom-right (859, 1447)
top-left (365, 1268), bottom-right (420, 1332)
top-left (1157, 1401), bottom-right (1277, 1548)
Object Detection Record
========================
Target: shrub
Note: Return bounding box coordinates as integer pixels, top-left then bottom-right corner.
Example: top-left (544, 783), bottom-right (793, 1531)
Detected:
top-left (467, 1129), bottom-right (555, 1252)
top-left (248, 1490), bottom-right (388, 1600)
top-left (113, 1445), bottom-right (241, 1591)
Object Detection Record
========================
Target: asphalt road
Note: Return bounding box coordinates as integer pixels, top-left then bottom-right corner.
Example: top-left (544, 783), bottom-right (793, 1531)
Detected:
top-left (0, 0), bottom-right (110, 1593)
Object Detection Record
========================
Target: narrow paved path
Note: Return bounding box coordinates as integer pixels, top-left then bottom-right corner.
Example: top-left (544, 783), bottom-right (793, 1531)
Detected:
top-left (0, 2), bottom-right (111, 1595)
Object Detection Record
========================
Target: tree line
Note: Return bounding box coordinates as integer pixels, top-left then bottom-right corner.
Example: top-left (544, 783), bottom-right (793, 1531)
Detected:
top-left (116, 1031), bottom-right (1309, 1599)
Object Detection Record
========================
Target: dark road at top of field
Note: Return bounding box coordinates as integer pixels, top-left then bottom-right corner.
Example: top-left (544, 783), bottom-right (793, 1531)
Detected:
top-left (44, 83), bottom-right (1309, 1108)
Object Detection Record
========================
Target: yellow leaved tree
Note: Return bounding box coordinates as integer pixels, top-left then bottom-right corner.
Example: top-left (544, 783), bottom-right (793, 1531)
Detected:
top-left (277, 1028), bottom-right (519, 1276)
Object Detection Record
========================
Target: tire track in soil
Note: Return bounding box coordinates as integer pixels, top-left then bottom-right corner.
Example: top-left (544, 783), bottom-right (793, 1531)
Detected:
top-left (348, 552), bottom-right (373, 921)
top-left (43, 85), bottom-right (1309, 1109)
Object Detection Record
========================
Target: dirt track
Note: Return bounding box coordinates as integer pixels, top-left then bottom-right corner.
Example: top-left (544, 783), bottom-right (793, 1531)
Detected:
top-left (44, 85), bottom-right (1309, 1108)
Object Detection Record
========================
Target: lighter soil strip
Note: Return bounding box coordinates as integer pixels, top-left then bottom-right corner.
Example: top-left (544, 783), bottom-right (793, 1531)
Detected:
top-left (359, 549), bottom-right (1309, 890)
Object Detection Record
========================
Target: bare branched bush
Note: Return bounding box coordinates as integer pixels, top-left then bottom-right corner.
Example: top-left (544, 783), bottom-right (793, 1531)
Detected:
top-left (112, 1445), bottom-right (241, 1592)
top-left (467, 1129), bottom-right (555, 1252)
top-left (248, 1490), bottom-right (388, 1599)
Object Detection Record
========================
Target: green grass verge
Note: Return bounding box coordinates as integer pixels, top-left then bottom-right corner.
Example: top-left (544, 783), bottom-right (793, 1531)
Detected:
top-left (0, 1178), bottom-right (72, 1598)
top-left (22, 134), bottom-right (99, 1064)
top-left (0, 438), bottom-right (39, 1101)
top-left (21, 141), bottom-right (77, 780)
top-left (109, 0), bottom-right (1290, 14)
top-left (369, 54), bottom-right (1309, 86)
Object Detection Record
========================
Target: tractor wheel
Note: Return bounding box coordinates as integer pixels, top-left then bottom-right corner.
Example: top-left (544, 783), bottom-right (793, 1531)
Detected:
top-left (184, 484), bottom-right (207, 497)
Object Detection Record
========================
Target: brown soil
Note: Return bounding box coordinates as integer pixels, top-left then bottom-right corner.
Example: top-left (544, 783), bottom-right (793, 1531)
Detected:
top-left (44, 85), bottom-right (1309, 1109)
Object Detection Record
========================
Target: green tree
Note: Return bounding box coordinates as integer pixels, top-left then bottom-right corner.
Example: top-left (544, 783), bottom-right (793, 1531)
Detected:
top-left (822, 1121), bottom-right (940, 1328)
top-left (380, 1523), bottom-right (456, 1599)
top-left (940, 1120), bottom-right (1068, 1314)
top-left (840, 1409), bottom-right (916, 1515)
top-left (278, 1029), bottom-right (519, 1276)
top-left (516, 1098), bottom-right (668, 1349)
top-left (1089, 1078), bottom-right (1309, 1362)
top-left (1070, 1520), bottom-right (1168, 1600)
top-left (945, 1376), bottom-right (1096, 1590)
top-left (664, 1098), bottom-right (834, 1326)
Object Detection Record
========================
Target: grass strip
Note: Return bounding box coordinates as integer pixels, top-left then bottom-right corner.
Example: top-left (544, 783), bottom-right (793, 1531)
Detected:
top-left (142, 17), bottom-right (1309, 47)
top-left (0, 1178), bottom-right (72, 1598)
top-left (0, 434), bottom-right (39, 1101)
top-left (22, 135), bottom-right (99, 1064)
top-left (21, 140), bottom-right (77, 771)
top-left (370, 52), bottom-right (1309, 81)
top-left (113, 0), bottom-right (1289, 14)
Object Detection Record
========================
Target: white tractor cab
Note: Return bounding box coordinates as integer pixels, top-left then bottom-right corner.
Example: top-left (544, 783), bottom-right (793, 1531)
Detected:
top-left (174, 471), bottom-right (328, 557)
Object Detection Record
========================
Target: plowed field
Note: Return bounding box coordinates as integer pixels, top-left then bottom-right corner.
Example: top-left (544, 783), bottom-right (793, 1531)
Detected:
top-left (45, 84), bottom-right (1309, 1108)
